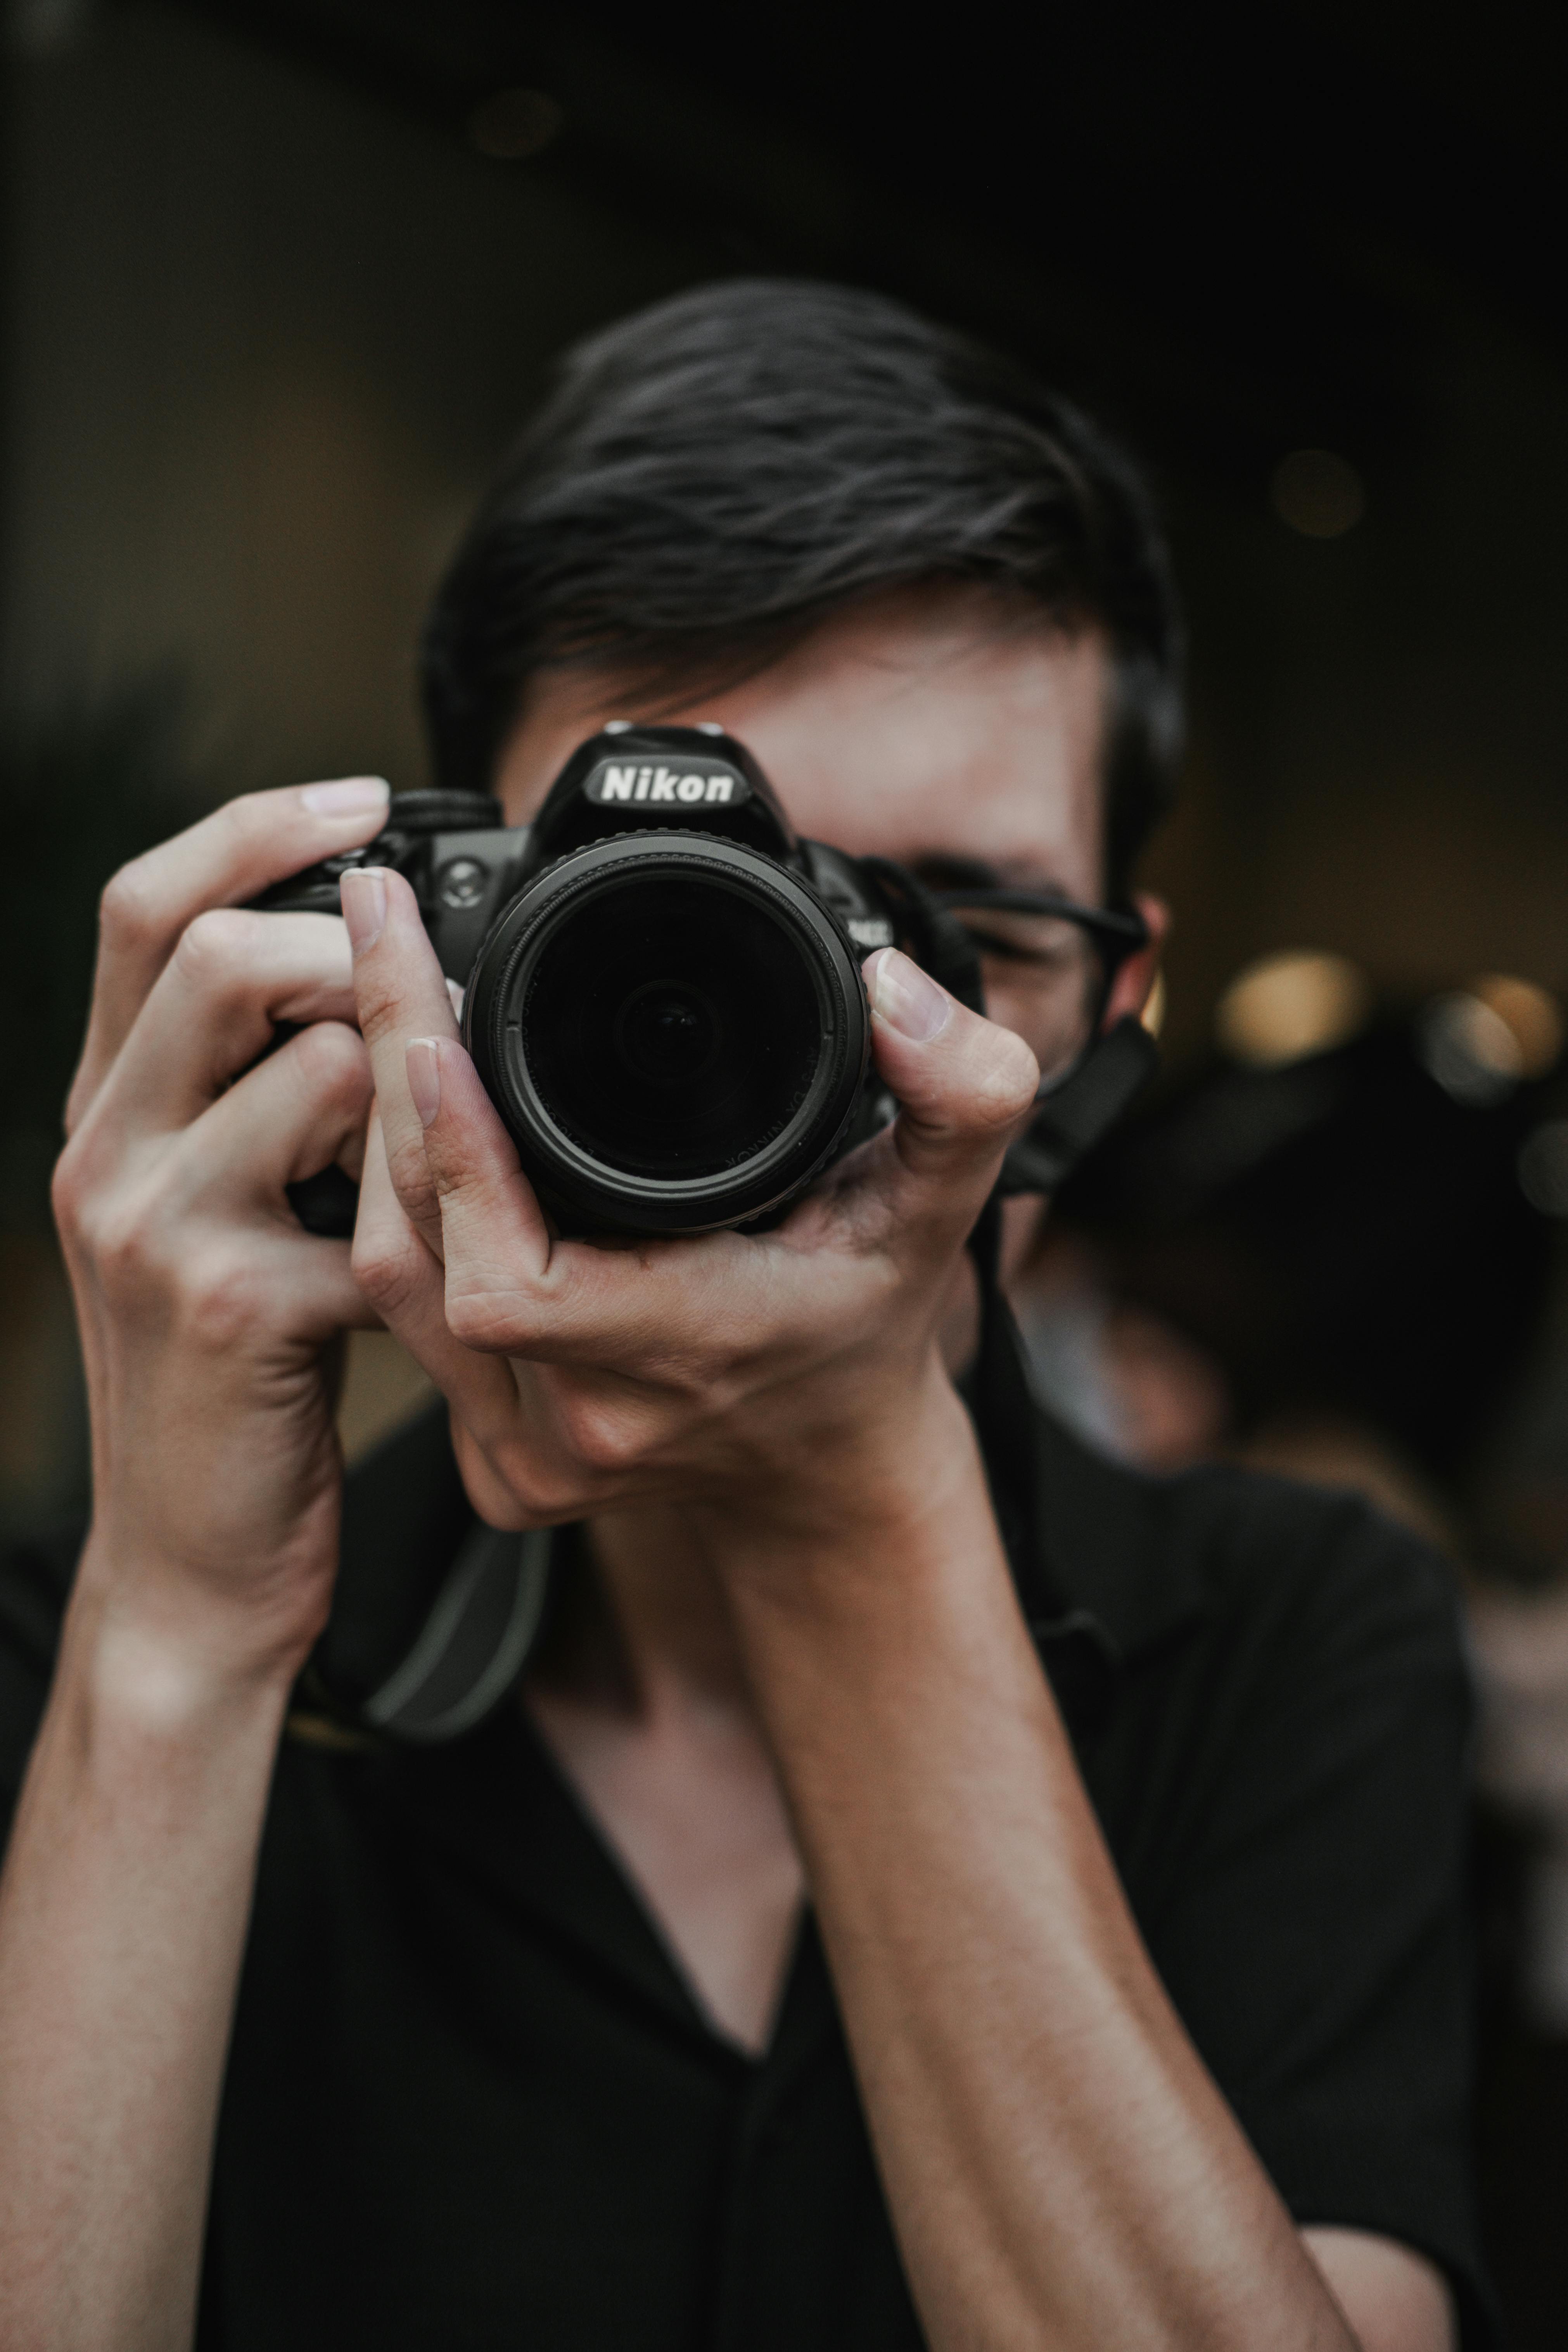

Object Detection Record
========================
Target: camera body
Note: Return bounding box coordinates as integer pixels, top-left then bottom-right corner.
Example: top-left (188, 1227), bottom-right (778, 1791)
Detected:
top-left (258, 724), bottom-right (981, 1237)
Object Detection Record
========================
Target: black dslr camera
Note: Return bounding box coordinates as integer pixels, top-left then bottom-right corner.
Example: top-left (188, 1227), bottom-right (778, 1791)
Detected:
top-left (259, 724), bottom-right (978, 1237)
top-left (258, 723), bottom-right (1156, 1239)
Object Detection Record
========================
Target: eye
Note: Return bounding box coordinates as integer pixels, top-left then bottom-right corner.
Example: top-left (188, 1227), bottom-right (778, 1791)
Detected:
top-left (954, 912), bottom-right (1089, 971)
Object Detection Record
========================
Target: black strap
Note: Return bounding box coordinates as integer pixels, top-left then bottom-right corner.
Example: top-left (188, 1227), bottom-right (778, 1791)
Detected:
top-left (998, 1018), bottom-right (1159, 1196)
top-left (355, 1523), bottom-right (553, 1743)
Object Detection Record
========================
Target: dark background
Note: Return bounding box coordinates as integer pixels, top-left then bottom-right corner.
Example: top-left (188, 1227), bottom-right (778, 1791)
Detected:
top-left (8, 0), bottom-right (1568, 1484)
top-left (3, 3), bottom-right (1568, 2332)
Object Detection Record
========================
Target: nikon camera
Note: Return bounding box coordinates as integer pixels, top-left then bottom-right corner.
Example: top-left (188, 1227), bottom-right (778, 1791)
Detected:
top-left (256, 724), bottom-right (991, 1239)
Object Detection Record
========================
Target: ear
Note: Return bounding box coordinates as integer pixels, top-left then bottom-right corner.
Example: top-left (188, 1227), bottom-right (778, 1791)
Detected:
top-left (1103, 892), bottom-right (1169, 1031)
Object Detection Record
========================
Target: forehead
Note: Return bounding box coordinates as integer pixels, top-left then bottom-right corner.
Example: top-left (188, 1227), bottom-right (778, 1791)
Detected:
top-left (495, 588), bottom-right (1110, 899)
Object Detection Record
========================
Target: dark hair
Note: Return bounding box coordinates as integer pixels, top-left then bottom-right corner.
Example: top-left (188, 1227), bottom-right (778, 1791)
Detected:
top-left (421, 280), bottom-right (1183, 895)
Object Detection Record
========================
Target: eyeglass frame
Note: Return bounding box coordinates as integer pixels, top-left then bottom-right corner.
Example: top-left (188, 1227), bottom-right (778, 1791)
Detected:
top-left (926, 885), bottom-right (1151, 1094)
top-left (930, 883), bottom-right (1150, 990)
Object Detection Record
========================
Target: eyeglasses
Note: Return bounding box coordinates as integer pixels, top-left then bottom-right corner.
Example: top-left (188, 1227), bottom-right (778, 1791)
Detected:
top-left (928, 885), bottom-right (1150, 1087)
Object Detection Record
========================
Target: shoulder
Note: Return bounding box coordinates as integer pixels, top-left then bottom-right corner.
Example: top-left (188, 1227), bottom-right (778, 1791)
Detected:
top-left (1024, 1411), bottom-right (1475, 1925)
top-left (1035, 1405), bottom-right (1467, 1711)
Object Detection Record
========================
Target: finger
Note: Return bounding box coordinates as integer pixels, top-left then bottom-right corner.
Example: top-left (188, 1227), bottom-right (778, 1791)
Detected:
top-left (87, 910), bottom-right (356, 1140)
top-left (186, 1016), bottom-right (374, 1206)
top-left (105, 1035), bottom-right (381, 1344)
top-left (350, 1105), bottom-right (519, 1421)
top-left (342, 866), bottom-right (461, 1253)
top-left (355, 1108), bottom-right (679, 1530)
top-left (407, 1034), bottom-right (557, 1326)
top-left (128, 1021), bottom-right (382, 1340)
top-left (856, 948), bottom-right (1039, 1243)
top-left (69, 776), bottom-right (390, 1129)
top-left (346, 891), bottom-right (603, 1367)
top-left (389, 1026), bottom-right (776, 1370)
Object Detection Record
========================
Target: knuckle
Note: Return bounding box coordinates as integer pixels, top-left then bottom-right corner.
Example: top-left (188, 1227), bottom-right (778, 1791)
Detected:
top-left (971, 1026), bottom-right (1041, 1128)
top-left (172, 1247), bottom-right (268, 1352)
top-left (555, 1389), bottom-right (639, 1476)
top-left (77, 1188), bottom-right (167, 1301)
top-left (351, 1225), bottom-right (422, 1315)
top-left (349, 960), bottom-right (401, 1039)
top-left (385, 1128), bottom-right (439, 1225)
top-left (443, 1286), bottom-right (529, 1353)
top-left (489, 1438), bottom-right (584, 1523)
top-left (291, 1017), bottom-right (371, 1099)
top-left (442, 1288), bottom-right (490, 1348)
top-left (171, 905), bottom-right (256, 990)
top-left (98, 856), bottom-right (163, 951)
top-left (48, 1140), bottom-right (90, 1243)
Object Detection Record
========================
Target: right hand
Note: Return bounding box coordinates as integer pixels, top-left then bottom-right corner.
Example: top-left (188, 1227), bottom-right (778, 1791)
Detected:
top-left (51, 777), bottom-right (392, 1692)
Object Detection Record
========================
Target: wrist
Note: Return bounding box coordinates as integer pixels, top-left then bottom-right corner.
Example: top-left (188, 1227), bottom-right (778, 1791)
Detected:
top-left (64, 1537), bottom-right (311, 1740)
top-left (697, 1357), bottom-right (991, 1600)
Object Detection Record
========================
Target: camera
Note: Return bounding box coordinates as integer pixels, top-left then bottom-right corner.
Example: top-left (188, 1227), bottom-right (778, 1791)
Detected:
top-left (256, 724), bottom-right (988, 1237)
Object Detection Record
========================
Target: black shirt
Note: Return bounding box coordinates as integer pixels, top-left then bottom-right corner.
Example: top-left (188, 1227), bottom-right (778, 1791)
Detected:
top-left (0, 1304), bottom-right (1495, 2347)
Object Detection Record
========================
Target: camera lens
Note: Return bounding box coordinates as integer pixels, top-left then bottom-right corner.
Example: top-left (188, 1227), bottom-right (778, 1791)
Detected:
top-left (522, 874), bottom-right (822, 1179)
top-left (614, 979), bottom-right (721, 1090)
top-left (464, 836), bottom-right (870, 1232)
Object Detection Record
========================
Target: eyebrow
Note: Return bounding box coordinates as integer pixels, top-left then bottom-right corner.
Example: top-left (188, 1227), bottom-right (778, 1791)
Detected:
top-left (908, 852), bottom-right (1083, 900)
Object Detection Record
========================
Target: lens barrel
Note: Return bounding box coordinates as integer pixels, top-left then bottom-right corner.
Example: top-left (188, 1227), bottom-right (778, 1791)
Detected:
top-left (463, 833), bottom-right (871, 1233)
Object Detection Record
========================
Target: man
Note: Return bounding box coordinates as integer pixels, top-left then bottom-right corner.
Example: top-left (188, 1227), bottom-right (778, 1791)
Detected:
top-left (0, 281), bottom-right (1489, 2349)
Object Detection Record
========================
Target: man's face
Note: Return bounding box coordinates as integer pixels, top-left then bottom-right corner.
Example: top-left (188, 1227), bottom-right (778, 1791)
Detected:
top-left (493, 583), bottom-right (1162, 1296)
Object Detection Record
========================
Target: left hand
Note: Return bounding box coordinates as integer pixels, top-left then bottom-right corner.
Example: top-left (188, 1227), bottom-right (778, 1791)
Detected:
top-left (341, 864), bottom-right (1038, 1542)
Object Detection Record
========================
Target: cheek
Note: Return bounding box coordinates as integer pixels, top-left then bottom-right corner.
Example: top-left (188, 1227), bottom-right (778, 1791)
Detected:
top-left (980, 974), bottom-right (1032, 1039)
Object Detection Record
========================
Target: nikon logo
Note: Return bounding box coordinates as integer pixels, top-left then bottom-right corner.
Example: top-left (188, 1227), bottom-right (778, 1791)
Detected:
top-left (586, 760), bottom-right (749, 808)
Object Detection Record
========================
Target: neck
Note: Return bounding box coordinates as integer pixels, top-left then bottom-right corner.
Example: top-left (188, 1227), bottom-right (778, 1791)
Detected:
top-left (527, 1507), bottom-right (751, 1723)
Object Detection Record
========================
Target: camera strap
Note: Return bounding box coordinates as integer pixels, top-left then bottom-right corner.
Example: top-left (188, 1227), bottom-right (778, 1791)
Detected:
top-left (997, 1017), bottom-right (1160, 1198)
top-left (967, 1022), bottom-right (1157, 1300)
top-left (297, 1496), bottom-right (553, 1749)
top-left (353, 1519), bottom-right (553, 1743)
top-left (857, 858), bottom-right (1157, 1197)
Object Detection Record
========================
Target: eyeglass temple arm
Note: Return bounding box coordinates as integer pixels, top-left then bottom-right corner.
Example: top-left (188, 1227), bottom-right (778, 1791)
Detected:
top-left (928, 887), bottom-right (1149, 946)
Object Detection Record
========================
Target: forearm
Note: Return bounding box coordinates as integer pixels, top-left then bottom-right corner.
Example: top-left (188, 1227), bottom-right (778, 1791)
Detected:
top-left (0, 1559), bottom-right (290, 2352)
top-left (716, 1387), bottom-right (1355, 2352)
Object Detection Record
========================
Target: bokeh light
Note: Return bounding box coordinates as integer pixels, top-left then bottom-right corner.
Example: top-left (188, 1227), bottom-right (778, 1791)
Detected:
top-left (1419, 990), bottom-right (1526, 1103)
top-left (1269, 448), bottom-right (1367, 539)
top-left (1214, 950), bottom-right (1372, 1067)
top-left (1473, 974), bottom-right (1565, 1080)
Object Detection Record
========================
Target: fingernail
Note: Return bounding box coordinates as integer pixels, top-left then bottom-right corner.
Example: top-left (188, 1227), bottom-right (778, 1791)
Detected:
top-left (407, 1037), bottom-right (441, 1128)
top-left (340, 866), bottom-right (387, 952)
top-left (868, 948), bottom-right (952, 1043)
top-left (300, 775), bottom-right (390, 818)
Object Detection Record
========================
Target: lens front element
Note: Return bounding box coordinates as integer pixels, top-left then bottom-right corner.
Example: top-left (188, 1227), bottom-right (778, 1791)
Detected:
top-left (464, 835), bottom-right (870, 1232)
top-left (522, 873), bottom-right (822, 1180)
top-left (615, 980), bottom-right (721, 1089)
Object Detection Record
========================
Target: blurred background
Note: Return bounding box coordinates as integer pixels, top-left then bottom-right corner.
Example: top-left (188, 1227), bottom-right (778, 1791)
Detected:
top-left (3, 0), bottom-right (1567, 2335)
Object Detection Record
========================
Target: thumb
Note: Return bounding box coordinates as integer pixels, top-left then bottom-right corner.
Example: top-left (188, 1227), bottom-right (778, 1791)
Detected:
top-left (863, 949), bottom-right (1039, 1205)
